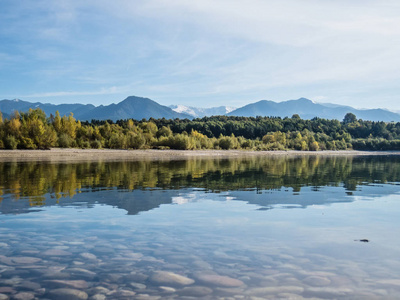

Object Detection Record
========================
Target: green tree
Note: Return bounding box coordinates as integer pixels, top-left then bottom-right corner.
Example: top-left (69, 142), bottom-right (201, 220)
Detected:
top-left (343, 113), bottom-right (357, 124)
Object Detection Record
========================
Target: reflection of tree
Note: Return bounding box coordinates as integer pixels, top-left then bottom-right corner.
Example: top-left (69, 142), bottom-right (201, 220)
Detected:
top-left (0, 156), bottom-right (399, 206)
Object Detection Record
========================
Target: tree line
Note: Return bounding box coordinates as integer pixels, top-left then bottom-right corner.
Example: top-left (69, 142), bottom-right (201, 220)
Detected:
top-left (0, 109), bottom-right (400, 151)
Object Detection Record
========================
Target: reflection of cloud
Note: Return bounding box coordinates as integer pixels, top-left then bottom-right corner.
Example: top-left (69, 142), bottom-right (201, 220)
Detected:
top-left (172, 196), bottom-right (189, 205)
top-left (172, 193), bottom-right (198, 205)
top-left (172, 192), bottom-right (236, 205)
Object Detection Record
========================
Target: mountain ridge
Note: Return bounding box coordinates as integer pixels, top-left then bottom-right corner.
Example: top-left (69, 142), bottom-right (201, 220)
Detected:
top-left (227, 98), bottom-right (400, 122)
top-left (1, 96), bottom-right (399, 122)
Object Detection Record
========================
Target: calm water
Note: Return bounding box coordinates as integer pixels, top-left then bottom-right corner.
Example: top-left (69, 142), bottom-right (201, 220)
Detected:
top-left (1, 156), bottom-right (400, 299)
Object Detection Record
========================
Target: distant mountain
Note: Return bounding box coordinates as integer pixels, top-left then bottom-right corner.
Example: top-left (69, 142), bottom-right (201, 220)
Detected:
top-left (77, 96), bottom-right (190, 121)
top-left (227, 98), bottom-right (400, 122)
top-left (169, 104), bottom-right (236, 118)
top-left (0, 98), bottom-right (95, 119)
top-left (0, 96), bottom-right (190, 121)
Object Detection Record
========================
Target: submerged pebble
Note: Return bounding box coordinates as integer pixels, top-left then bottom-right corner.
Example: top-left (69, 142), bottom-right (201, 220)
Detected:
top-left (158, 286), bottom-right (176, 293)
top-left (47, 288), bottom-right (89, 300)
top-left (79, 253), bottom-right (97, 260)
top-left (0, 287), bottom-right (15, 294)
top-left (129, 282), bottom-right (146, 290)
top-left (178, 286), bottom-right (213, 297)
top-left (246, 286), bottom-right (304, 296)
top-left (45, 280), bottom-right (89, 289)
top-left (17, 281), bottom-right (41, 291)
top-left (88, 287), bottom-right (110, 295)
top-left (43, 249), bottom-right (72, 256)
top-left (10, 257), bottom-right (41, 265)
top-left (12, 292), bottom-right (34, 300)
top-left (303, 275), bottom-right (331, 287)
top-left (149, 271), bottom-right (194, 286)
top-left (304, 287), bottom-right (353, 298)
top-left (195, 273), bottom-right (244, 287)
top-left (67, 268), bottom-right (96, 279)
top-left (89, 295), bottom-right (106, 300)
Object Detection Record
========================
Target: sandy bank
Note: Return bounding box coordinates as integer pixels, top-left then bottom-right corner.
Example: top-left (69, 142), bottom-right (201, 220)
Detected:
top-left (0, 148), bottom-right (399, 162)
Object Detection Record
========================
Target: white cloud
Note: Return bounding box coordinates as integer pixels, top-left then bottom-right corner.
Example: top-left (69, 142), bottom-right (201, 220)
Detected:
top-left (2, 0), bottom-right (400, 109)
top-left (23, 86), bottom-right (123, 98)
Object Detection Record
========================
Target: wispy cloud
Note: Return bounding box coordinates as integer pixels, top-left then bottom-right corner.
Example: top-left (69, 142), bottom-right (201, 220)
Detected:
top-left (22, 86), bottom-right (123, 98)
top-left (1, 0), bottom-right (400, 109)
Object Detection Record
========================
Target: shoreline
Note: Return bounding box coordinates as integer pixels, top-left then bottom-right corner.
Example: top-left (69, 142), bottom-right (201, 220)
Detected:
top-left (0, 148), bottom-right (400, 162)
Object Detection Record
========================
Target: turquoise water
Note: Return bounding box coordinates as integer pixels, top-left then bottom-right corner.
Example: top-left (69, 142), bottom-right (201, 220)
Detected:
top-left (0, 156), bottom-right (400, 299)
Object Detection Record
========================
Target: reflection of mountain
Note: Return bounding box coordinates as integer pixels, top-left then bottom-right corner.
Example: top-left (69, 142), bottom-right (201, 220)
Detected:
top-left (229, 184), bottom-right (400, 210)
top-left (2, 183), bottom-right (399, 216)
top-left (77, 189), bottom-right (181, 215)
top-left (0, 188), bottom-right (180, 215)
top-left (0, 156), bottom-right (399, 215)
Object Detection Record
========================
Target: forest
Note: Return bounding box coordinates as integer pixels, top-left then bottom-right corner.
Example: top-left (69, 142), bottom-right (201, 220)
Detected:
top-left (1, 108), bottom-right (400, 151)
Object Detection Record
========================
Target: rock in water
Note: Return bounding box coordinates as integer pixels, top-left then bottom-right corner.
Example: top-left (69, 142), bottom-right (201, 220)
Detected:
top-left (90, 295), bottom-right (106, 300)
top-left (88, 287), bottom-right (110, 295)
top-left (246, 286), bottom-right (304, 296)
top-left (0, 287), bottom-right (15, 294)
top-left (195, 274), bottom-right (244, 287)
top-left (149, 271), bottom-right (194, 286)
top-left (67, 268), bottom-right (97, 279)
top-left (12, 292), bottom-right (34, 300)
top-left (47, 288), bottom-right (88, 300)
top-left (303, 275), bottom-right (331, 286)
top-left (79, 253), bottom-right (97, 260)
top-left (43, 249), bottom-right (72, 256)
top-left (18, 281), bottom-right (41, 290)
top-left (178, 286), bottom-right (213, 297)
top-left (115, 290), bottom-right (136, 297)
top-left (45, 280), bottom-right (89, 289)
top-left (10, 257), bottom-right (41, 264)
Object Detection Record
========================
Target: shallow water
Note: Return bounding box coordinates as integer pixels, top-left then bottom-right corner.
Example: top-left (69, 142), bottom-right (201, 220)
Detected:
top-left (1, 156), bottom-right (400, 299)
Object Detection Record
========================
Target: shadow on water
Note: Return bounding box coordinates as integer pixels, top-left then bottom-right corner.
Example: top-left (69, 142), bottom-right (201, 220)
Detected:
top-left (1, 155), bottom-right (400, 215)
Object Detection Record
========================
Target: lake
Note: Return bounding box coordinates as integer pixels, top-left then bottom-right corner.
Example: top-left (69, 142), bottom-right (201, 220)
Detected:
top-left (1, 155), bottom-right (400, 299)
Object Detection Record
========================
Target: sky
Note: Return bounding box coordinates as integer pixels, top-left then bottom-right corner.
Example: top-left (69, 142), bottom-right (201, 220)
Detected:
top-left (1, 0), bottom-right (400, 111)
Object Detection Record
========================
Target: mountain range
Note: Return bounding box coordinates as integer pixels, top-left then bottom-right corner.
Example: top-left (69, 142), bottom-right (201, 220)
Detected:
top-left (0, 96), bottom-right (189, 121)
top-left (226, 98), bottom-right (400, 122)
top-left (1, 96), bottom-right (400, 122)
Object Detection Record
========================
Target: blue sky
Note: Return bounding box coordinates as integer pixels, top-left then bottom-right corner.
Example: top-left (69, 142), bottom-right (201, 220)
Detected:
top-left (1, 1), bottom-right (400, 111)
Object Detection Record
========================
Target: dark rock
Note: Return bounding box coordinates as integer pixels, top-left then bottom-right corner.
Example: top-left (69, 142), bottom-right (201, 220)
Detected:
top-left (354, 239), bottom-right (369, 242)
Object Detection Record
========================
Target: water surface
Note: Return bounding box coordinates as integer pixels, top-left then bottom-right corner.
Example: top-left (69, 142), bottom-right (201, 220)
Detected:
top-left (1, 156), bottom-right (400, 299)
